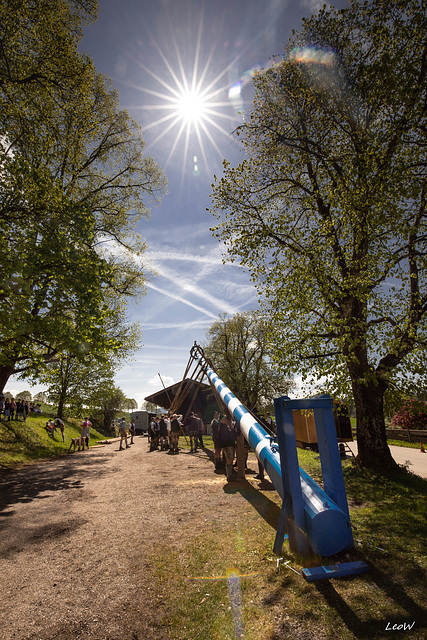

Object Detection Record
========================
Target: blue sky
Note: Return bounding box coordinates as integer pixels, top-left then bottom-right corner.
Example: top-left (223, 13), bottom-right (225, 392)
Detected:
top-left (8, 0), bottom-right (338, 406)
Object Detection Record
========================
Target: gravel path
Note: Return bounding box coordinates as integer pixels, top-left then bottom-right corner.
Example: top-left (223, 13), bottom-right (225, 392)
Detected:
top-left (0, 437), bottom-right (252, 640)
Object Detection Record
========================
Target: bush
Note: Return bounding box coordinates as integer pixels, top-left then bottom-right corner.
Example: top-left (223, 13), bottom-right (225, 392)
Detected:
top-left (390, 399), bottom-right (427, 431)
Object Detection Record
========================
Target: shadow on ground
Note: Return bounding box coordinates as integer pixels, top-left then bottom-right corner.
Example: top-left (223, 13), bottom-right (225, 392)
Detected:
top-left (224, 477), bottom-right (281, 530)
top-left (0, 451), bottom-right (114, 515)
top-left (313, 565), bottom-right (427, 638)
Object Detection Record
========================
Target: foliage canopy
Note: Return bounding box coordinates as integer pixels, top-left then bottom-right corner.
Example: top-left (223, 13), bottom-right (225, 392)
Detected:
top-left (204, 311), bottom-right (295, 413)
top-left (210, 0), bottom-right (427, 469)
top-left (0, 0), bottom-right (167, 391)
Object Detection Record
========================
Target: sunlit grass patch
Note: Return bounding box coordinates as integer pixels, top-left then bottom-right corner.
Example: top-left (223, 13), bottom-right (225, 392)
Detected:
top-left (0, 409), bottom-right (106, 470)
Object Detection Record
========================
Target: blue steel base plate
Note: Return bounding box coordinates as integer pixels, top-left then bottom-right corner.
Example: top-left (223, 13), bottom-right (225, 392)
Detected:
top-left (302, 561), bottom-right (370, 581)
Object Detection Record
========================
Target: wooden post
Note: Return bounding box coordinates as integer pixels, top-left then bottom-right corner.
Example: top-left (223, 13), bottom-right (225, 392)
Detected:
top-left (236, 433), bottom-right (245, 478)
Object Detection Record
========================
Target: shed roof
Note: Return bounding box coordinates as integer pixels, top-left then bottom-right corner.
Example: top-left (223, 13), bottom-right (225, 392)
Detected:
top-left (144, 378), bottom-right (210, 415)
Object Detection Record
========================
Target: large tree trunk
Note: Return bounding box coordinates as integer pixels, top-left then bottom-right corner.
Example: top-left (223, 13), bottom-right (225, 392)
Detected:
top-left (56, 396), bottom-right (65, 420)
top-left (0, 364), bottom-right (16, 394)
top-left (351, 377), bottom-right (397, 471)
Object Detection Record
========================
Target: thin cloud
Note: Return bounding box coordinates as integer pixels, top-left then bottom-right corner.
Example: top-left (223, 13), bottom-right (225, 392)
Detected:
top-left (148, 261), bottom-right (239, 315)
top-left (145, 282), bottom-right (218, 318)
top-left (145, 237), bottom-right (254, 314)
top-left (146, 249), bottom-right (225, 265)
top-left (142, 319), bottom-right (213, 330)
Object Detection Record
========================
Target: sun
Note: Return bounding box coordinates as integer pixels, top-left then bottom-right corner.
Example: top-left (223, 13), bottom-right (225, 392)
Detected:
top-left (126, 16), bottom-right (241, 177)
top-left (135, 54), bottom-right (236, 174)
top-left (175, 88), bottom-right (207, 126)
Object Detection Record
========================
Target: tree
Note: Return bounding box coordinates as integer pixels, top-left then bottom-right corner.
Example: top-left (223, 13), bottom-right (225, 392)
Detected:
top-left (25, 314), bottom-right (141, 418)
top-left (210, 0), bottom-right (427, 470)
top-left (33, 391), bottom-right (48, 404)
top-left (123, 398), bottom-right (138, 413)
top-left (0, 0), bottom-right (166, 391)
top-left (16, 390), bottom-right (32, 401)
top-left (41, 355), bottom-right (111, 419)
top-left (203, 311), bottom-right (295, 412)
top-left (141, 400), bottom-right (160, 412)
top-left (88, 380), bottom-right (127, 432)
top-left (391, 398), bottom-right (427, 431)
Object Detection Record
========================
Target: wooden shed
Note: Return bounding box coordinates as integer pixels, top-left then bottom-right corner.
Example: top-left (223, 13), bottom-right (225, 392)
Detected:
top-left (293, 401), bottom-right (353, 449)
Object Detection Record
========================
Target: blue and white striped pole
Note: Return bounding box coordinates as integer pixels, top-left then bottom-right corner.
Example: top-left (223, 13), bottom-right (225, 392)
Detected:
top-left (198, 355), bottom-right (351, 557)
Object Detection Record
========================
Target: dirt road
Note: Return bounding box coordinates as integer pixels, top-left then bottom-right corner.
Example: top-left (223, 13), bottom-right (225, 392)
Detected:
top-left (0, 438), bottom-right (257, 640)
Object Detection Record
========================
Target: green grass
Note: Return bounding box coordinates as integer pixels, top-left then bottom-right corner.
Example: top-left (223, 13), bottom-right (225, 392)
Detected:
top-left (0, 408), bottom-right (107, 470)
top-left (147, 449), bottom-right (427, 640)
top-left (387, 439), bottom-right (422, 449)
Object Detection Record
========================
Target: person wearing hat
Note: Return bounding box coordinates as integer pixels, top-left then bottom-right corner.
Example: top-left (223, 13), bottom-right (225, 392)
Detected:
top-left (169, 413), bottom-right (182, 454)
top-left (184, 411), bottom-right (199, 452)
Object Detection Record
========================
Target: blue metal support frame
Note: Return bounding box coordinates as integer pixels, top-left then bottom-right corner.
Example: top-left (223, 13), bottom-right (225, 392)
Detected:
top-left (274, 395), bottom-right (354, 552)
top-left (302, 561), bottom-right (369, 581)
top-left (191, 345), bottom-right (354, 558)
top-left (274, 397), bottom-right (310, 556)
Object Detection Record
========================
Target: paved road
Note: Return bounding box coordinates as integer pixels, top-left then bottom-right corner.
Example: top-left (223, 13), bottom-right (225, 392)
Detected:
top-left (346, 441), bottom-right (427, 479)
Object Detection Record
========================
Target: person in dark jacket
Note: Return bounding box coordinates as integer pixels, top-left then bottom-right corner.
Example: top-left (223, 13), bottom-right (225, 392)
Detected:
top-left (196, 413), bottom-right (204, 449)
top-left (169, 414), bottom-right (182, 454)
top-left (185, 412), bottom-right (199, 452)
top-left (210, 410), bottom-right (222, 471)
top-left (218, 414), bottom-right (238, 482)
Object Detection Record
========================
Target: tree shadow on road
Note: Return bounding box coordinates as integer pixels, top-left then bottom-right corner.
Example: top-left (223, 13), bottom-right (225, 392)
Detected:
top-left (0, 451), bottom-right (114, 515)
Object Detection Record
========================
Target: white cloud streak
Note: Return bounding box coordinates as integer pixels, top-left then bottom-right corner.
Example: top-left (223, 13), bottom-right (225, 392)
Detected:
top-left (145, 282), bottom-right (218, 318)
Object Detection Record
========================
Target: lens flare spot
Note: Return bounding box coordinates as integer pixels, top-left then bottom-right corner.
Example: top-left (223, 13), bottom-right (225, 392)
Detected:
top-left (290, 46), bottom-right (336, 66)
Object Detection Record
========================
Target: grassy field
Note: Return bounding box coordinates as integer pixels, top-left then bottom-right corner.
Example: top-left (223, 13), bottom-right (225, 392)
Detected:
top-left (148, 442), bottom-right (427, 640)
top-left (0, 406), bottom-right (107, 469)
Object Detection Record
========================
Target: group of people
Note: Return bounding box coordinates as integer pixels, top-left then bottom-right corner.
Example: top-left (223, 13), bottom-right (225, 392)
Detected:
top-left (112, 408), bottom-right (275, 485)
top-left (0, 395), bottom-right (31, 421)
top-left (147, 412), bottom-right (204, 454)
top-left (210, 411), bottom-right (242, 482)
top-left (44, 415), bottom-right (137, 451)
top-left (146, 409), bottom-right (245, 483)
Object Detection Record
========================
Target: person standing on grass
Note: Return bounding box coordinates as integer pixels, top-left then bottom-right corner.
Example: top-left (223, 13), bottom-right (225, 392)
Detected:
top-left (80, 417), bottom-right (92, 449)
top-left (15, 399), bottom-right (23, 421)
top-left (118, 416), bottom-right (130, 451)
top-left (24, 400), bottom-right (29, 422)
top-left (54, 418), bottom-right (65, 442)
top-left (10, 398), bottom-right (16, 420)
top-left (4, 397), bottom-right (11, 421)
